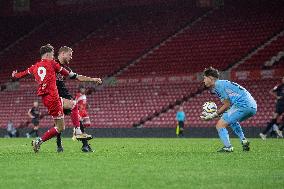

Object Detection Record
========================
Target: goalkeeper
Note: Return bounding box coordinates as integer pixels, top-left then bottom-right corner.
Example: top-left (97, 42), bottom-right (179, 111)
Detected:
top-left (200, 67), bottom-right (257, 152)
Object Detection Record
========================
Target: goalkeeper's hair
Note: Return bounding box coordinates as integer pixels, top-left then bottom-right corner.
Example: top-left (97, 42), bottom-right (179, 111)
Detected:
top-left (203, 67), bottom-right (220, 79)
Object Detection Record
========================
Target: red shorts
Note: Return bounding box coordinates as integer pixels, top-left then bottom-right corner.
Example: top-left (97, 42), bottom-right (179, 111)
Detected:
top-left (42, 95), bottom-right (64, 119)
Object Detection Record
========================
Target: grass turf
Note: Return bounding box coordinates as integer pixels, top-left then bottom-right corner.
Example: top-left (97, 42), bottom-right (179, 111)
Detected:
top-left (0, 138), bottom-right (283, 189)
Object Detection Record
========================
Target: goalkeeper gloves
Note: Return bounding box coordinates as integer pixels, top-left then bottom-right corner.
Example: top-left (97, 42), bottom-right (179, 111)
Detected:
top-left (200, 112), bottom-right (218, 121)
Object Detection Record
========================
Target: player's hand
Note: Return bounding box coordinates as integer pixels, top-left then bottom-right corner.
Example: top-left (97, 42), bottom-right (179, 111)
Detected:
top-left (200, 112), bottom-right (218, 121)
top-left (12, 70), bottom-right (18, 77)
top-left (92, 78), bottom-right (102, 85)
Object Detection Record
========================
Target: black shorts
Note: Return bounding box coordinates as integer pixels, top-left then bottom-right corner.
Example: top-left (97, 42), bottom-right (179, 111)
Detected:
top-left (32, 118), bottom-right (39, 126)
top-left (178, 121), bottom-right (184, 128)
top-left (60, 93), bottom-right (73, 100)
top-left (59, 91), bottom-right (74, 115)
top-left (276, 102), bottom-right (284, 115)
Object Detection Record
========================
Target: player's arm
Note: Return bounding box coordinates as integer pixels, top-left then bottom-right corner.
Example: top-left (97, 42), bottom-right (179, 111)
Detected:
top-left (12, 66), bottom-right (33, 80)
top-left (201, 84), bottom-right (230, 121)
top-left (217, 99), bottom-right (230, 115)
top-left (75, 75), bottom-right (102, 84)
top-left (216, 84), bottom-right (230, 116)
top-left (53, 61), bottom-right (102, 84)
top-left (270, 86), bottom-right (281, 100)
top-left (27, 109), bottom-right (35, 118)
top-left (201, 100), bottom-right (230, 121)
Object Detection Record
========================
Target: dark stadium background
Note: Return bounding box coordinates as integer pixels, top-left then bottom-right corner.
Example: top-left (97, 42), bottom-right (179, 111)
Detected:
top-left (0, 0), bottom-right (283, 137)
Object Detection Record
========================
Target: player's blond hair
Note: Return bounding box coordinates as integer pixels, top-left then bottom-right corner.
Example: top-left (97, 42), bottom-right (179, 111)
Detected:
top-left (58, 46), bottom-right (73, 54)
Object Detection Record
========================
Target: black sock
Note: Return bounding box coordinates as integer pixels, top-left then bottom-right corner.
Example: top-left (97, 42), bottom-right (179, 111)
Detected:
top-left (80, 121), bottom-right (85, 133)
top-left (279, 124), bottom-right (284, 131)
top-left (57, 133), bottom-right (62, 147)
top-left (82, 139), bottom-right (88, 147)
top-left (262, 119), bottom-right (276, 134)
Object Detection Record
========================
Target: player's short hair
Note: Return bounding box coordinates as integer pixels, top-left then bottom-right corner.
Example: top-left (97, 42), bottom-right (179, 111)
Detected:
top-left (58, 46), bottom-right (73, 54)
top-left (203, 67), bottom-right (220, 79)
top-left (39, 44), bottom-right (54, 57)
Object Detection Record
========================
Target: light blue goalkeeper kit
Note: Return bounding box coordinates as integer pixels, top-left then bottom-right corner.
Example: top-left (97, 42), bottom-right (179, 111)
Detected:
top-left (212, 80), bottom-right (257, 147)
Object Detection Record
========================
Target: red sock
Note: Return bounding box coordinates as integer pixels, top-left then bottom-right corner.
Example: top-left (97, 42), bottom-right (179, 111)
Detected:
top-left (41, 127), bottom-right (59, 142)
top-left (71, 104), bottom-right (80, 128)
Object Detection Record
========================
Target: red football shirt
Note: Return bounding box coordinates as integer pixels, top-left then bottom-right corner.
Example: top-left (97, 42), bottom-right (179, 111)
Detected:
top-left (76, 92), bottom-right (87, 111)
top-left (14, 59), bottom-right (70, 97)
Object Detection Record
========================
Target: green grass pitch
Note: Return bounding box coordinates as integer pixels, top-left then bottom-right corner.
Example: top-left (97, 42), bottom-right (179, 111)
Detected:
top-left (0, 138), bottom-right (283, 189)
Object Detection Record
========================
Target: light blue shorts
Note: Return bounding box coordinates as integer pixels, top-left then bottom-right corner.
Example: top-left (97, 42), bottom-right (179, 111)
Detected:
top-left (222, 105), bottom-right (257, 125)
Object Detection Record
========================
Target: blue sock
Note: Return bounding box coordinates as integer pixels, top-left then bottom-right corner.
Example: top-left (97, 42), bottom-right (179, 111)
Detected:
top-left (230, 122), bottom-right (245, 142)
top-left (217, 128), bottom-right (231, 147)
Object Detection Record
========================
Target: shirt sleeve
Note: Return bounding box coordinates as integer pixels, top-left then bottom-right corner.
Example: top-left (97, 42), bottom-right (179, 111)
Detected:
top-left (215, 82), bottom-right (229, 102)
top-left (14, 65), bottom-right (34, 79)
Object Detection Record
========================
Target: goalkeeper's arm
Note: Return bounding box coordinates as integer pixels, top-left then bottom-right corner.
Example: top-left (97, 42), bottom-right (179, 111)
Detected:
top-left (201, 99), bottom-right (231, 121)
top-left (216, 99), bottom-right (230, 116)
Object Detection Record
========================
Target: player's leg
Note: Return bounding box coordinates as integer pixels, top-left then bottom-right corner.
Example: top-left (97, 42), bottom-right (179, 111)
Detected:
top-left (27, 120), bottom-right (36, 138)
top-left (28, 129), bottom-right (35, 137)
top-left (279, 113), bottom-right (284, 131)
top-left (229, 106), bottom-right (256, 151)
top-left (229, 108), bottom-right (251, 142)
top-left (31, 119), bottom-right (40, 137)
top-left (62, 98), bottom-right (92, 152)
top-left (62, 98), bottom-right (91, 139)
top-left (260, 102), bottom-right (283, 139)
top-left (32, 96), bottom-right (64, 153)
top-left (55, 98), bottom-right (74, 152)
top-left (215, 119), bottom-right (233, 152)
top-left (230, 122), bottom-right (251, 151)
top-left (81, 113), bottom-right (96, 152)
top-left (79, 119), bottom-right (94, 152)
top-left (230, 122), bottom-right (245, 141)
top-left (260, 112), bottom-right (278, 139)
top-left (271, 124), bottom-right (282, 138)
top-left (33, 125), bottom-right (39, 137)
top-left (81, 117), bottom-right (91, 127)
top-left (272, 113), bottom-right (284, 138)
top-left (32, 118), bottom-right (64, 153)
top-left (178, 121), bottom-right (184, 137)
top-left (56, 125), bottom-right (64, 152)
top-left (216, 106), bottom-right (245, 152)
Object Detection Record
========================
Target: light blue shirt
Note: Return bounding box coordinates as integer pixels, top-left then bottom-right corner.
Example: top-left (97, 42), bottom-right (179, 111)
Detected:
top-left (212, 80), bottom-right (257, 109)
top-left (176, 111), bottom-right (186, 121)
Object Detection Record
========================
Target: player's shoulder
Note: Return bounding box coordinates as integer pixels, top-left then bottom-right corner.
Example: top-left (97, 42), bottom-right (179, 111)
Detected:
top-left (215, 79), bottom-right (227, 87)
